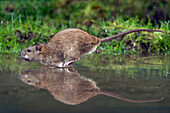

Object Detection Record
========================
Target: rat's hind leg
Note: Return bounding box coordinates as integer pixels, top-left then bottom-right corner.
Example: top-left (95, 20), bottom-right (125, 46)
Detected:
top-left (63, 58), bottom-right (80, 67)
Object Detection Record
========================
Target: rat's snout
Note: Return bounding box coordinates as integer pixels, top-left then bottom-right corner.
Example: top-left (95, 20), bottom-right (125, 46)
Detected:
top-left (18, 51), bottom-right (29, 59)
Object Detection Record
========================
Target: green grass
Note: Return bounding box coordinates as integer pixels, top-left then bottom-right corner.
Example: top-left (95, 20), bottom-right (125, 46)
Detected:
top-left (0, 0), bottom-right (169, 55)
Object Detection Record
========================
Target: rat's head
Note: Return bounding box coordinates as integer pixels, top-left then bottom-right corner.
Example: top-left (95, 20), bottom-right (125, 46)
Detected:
top-left (19, 43), bottom-right (44, 61)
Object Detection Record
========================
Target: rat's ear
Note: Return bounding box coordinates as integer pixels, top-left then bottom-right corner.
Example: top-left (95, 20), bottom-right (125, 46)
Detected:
top-left (36, 43), bottom-right (42, 52)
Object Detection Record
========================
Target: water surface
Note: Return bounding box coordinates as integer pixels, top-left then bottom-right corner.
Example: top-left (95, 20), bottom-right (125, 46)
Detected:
top-left (0, 54), bottom-right (169, 113)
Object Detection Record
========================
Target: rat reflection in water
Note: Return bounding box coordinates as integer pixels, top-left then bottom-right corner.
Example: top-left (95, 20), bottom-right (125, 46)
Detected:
top-left (19, 66), bottom-right (164, 105)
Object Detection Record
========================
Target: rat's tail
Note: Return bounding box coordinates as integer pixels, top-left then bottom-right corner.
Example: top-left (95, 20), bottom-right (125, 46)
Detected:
top-left (100, 29), bottom-right (165, 42)
top-left (100, 90), bottom-right (164, 103)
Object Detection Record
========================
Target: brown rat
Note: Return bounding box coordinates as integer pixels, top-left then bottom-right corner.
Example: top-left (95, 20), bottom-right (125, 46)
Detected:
top-left (19, 28), bottom-right (164, 67)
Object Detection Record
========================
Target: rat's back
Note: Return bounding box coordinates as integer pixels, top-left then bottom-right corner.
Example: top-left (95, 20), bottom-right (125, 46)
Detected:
top-left (46, 28), bottom-right (100, 59)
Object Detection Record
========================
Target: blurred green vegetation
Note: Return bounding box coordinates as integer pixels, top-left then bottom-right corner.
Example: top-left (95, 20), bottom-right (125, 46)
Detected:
top-left (0, 0), bottom-right (169, 54)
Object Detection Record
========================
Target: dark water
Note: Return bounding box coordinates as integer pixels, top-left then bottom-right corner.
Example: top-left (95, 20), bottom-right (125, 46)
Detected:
top-left (0, 54), bottom-right (170, 113)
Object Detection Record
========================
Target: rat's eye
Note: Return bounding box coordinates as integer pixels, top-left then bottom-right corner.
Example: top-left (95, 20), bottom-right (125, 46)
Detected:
top-left (27, 49), bottom-right (31, 52)
top-left (27, 80), bottom-right (31, 83)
